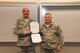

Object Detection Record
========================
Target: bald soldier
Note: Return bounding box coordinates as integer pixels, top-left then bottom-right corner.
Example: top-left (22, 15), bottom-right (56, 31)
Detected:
top-left (40, 13), bottom-right (64, 53)
top-left (13, 8), bottom-right (35, 53)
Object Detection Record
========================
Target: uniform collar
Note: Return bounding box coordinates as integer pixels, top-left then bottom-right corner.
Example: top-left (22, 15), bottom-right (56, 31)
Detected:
top-left (20, 17), bottom-right (30, 22)
top-left (44, 22), bottom-right (53, 28)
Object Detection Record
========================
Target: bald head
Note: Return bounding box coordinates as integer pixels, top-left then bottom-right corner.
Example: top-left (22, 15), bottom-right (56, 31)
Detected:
top-left (22, 8), bottom-right (30, 19)
top-left (22, 8), bottom-right (29, 12)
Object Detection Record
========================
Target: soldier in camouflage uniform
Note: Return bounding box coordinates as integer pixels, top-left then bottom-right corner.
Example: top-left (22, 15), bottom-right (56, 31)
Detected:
top-left (13, 8), bottom-right (35, 53)
top-left (40, 13), bottom-right (64, 53)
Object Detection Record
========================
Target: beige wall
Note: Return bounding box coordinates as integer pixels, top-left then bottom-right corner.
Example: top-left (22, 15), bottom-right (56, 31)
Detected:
top-left (0, 0), bottom-right (36, 2)
top-left (0, 0), bottom-right (80, 53)
top-left (0, 0), bottom-right (80, 2)
top-left (40, 0), bottom-right (80, 2)
top-left (0, 2), bottom-right (37, 42)
top-left (40, 6), bottom-right (80, 42)
top-left (0, 0), bottom-right (80, 42)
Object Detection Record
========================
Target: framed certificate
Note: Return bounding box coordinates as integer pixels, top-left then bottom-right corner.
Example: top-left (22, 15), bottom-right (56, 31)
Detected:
top-left (31, 34), bottom-right (42, 43)
top-left (30, 22), bottom-right (42, 43)
top-left (30, 22), bottom-right (39, 33)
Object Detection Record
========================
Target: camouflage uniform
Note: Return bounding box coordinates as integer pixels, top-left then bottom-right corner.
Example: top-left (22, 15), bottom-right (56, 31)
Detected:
top-left (40, 23), bottom-right (64, 53)
top-left (13, 17), bottom-right (35, 53)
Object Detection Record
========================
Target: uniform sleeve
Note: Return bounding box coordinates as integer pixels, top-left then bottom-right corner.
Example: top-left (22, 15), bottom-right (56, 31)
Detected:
top-left (57, 25), bottom-right (64, 48)
top-left (13, 19), bottom-right (24, 35)
top-left (30, 18), bottom-right (36, 22)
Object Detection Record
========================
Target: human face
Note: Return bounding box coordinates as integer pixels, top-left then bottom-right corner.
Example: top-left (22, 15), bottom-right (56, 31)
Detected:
top-left (22, 8), bottom-right (29, 18)
top-left (44, 14), bottom-right (52, 24)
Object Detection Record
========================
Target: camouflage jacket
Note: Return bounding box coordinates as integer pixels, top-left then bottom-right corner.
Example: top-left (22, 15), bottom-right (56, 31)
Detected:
top-left (40, 23), bottom-right (64, 49)
top-left (13, 17), bottom-right (35, 46)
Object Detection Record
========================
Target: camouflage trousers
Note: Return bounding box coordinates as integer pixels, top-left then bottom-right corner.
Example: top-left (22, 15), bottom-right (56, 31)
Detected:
top-left (41, 48), bottom-right (57, 53)
top-left (17, 46), bottom-right (35, 53)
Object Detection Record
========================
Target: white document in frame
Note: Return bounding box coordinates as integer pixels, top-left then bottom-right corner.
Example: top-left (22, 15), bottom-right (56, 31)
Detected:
top-left (31, 34), bottom-right (42, 43)
top-left (30, 22), bottom-right (39, 33)
top-left (30, 22), bottom-right (42, 43)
